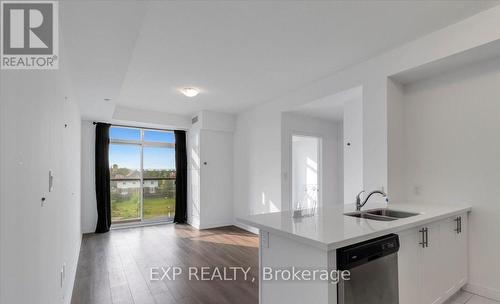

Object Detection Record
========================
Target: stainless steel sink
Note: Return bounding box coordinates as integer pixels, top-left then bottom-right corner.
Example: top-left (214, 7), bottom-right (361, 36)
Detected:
top-left (365, 208), bottom-right (420, 218)
top-left (344, 211), bottom-right (397, 221)
top-left (344, 208), bottom-right (420, 221)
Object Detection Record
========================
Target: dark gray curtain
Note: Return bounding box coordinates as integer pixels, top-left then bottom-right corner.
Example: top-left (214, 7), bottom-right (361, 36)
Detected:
top-left (174, 130), bottom-right (187, 223)
top-left (95, 123), bottom-right (112, 233)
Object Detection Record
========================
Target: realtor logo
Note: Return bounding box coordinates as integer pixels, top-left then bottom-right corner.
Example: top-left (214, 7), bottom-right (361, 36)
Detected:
top-left (1, 1), bottom-right (58, 69)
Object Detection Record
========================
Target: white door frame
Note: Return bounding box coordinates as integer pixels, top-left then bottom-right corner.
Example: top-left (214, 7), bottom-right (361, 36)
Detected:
top-left (289, 132), bottom-right (323, 211)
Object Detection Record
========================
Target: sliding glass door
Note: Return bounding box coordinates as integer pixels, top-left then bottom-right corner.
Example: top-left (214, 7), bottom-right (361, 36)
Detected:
top-left (109, 144), bottom-right (142, 222)
top-left (142, 146), bottom-right (176, 220)
top-left (109, 126), bottom-right (176, 224)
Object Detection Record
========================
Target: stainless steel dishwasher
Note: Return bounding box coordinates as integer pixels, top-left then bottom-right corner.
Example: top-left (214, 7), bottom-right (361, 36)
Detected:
top-left (337, 234), bottom-right (400, 304)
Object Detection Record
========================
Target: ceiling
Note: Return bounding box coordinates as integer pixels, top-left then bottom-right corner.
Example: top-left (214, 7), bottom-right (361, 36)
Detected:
top-left (61, 1), bottom-right (499, 120)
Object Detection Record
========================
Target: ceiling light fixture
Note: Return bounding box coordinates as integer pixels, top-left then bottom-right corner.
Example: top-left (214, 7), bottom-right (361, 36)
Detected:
top-left (180, 87), bottom-right (200, 98)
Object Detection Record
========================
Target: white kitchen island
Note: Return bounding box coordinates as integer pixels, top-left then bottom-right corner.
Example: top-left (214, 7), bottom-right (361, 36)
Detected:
top-left (238, 202), bottom-right (471, 304)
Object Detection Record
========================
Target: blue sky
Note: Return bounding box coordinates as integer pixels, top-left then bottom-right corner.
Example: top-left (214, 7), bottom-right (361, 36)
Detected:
top-left (109, 127), bottom-right (176, 170)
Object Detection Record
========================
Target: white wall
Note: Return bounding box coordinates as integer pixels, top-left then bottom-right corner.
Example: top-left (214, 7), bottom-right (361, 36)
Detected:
top-left (387, 78), bottom-right (405, 203)
top-left (281, 112), bottom-right (343, 210)
top-left (196, 110), bottom-right (236, 133)
top-left (187, 122), bottom-right (201, 228)
top-left (233, 105), bottom-right (282, 232)
top-left (0, 67), bottom-right (82, 303)
top-left (233, 5), bottom-right (500, 294)
top-left (234, 5), bottom-right (500, 220)
top-left (390, 58), bottom-right (500, 299)
top-left (343, 96), bottom-right (363, 204)
top-left (81, 121), bottom-right (98, 233)
top-left (112, 105), bottom-right (191, 130)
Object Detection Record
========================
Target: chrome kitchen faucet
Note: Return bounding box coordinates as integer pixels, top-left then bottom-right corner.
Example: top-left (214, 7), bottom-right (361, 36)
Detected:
top-left (356, 190), bottom-right (389, 211)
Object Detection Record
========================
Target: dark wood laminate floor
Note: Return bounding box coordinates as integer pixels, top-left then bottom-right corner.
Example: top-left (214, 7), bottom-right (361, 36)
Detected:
top-left (71, 224), bottom-right (259, 304)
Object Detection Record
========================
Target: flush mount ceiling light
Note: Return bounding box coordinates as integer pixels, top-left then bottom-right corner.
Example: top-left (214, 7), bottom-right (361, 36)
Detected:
top-left (180, 87), bottom-right (200, 98)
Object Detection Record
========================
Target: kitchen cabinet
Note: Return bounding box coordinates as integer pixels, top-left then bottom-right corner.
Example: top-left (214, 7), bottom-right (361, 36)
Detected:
top-left (240, 202), bottom-right (470, 304)
top-left (398, 213), bottom-right (468, 304)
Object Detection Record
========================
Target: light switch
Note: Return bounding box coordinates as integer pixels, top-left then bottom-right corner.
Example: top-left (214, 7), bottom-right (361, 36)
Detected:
top-left (49, 170), bottom-right (54, 192)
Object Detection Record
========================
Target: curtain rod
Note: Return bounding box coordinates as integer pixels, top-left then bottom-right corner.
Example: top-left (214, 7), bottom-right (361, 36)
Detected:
top-left (92, 121), bottom-right (184, 132)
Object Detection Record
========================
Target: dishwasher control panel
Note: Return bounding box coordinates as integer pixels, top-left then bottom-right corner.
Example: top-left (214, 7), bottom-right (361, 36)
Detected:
top-left (337, 234), bottom-right (400, 270)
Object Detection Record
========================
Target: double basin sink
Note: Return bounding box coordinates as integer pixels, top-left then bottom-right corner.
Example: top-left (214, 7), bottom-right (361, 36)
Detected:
top-left (344, 208), bottom-right (420, 221)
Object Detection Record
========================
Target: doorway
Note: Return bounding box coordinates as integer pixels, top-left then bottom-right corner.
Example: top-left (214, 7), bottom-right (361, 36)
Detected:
top-left (291, 135), bottom-right (321, 211)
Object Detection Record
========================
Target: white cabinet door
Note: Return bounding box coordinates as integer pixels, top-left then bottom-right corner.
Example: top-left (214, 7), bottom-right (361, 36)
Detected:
top-left (456, 214), bottom-right (468, 287)
top-left (440, 216), bottom-right (460, 297)
top-left (420, 222), bottom-right (445, 304)
top-left (398, 228), bottom-right (422, 304)
top-left (440, 213), bottom-right (468, 298)
top-left (398, 215), bottom-right (468, 304)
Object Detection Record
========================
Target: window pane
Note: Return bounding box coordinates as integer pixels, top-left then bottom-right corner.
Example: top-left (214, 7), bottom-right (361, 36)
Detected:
top-left (110, 127), bottom-right (141, 141)
top-left (143, 180), bottom-right (175, 220)
top-left (143, 130), bottom-right (175, 143)
top-left (109, 144), bottom-right (141, 179)
top-left (111, 180), bottom-right (141, 222)
top-left (143, 147), bottom-right (176, 178)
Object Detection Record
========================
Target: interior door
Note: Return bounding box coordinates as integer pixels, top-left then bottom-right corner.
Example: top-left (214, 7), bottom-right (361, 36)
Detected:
top-left (199, 130), bottom-right (233, 227)
top-left (291, 135), bottom-right (321, 210)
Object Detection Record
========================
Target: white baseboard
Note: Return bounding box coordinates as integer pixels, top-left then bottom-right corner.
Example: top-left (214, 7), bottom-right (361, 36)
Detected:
top-left (198, 222), bottom-right (234, 230)
top-left (464, 283), bottom-right (500, 301)
top-left (233, 222), bottom-right (259, 234)
top-left (189, 219), bottom-right (259, 233)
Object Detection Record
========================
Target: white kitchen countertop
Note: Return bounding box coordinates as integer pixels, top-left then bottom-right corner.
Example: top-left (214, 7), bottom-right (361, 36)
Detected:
top-left (237, 202), bottom-right (471, 250)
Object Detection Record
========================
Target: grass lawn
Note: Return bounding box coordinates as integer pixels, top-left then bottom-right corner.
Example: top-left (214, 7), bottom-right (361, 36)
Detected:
top-left (144, 197), bottom-right (175, 219)
top-left (112, 196), bottom-right (175, 221)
